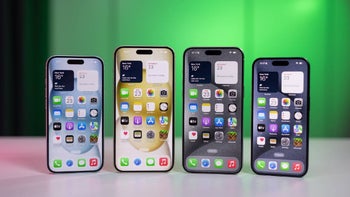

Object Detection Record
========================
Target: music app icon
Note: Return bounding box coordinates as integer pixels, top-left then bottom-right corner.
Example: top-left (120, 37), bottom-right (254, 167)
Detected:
top-left (159, 157), bottom-right (168, 166)
top-left (89, 158), bottom-right (98, 167)
top-left (227, 160), bottom-right (236, 169)
top-left (292, 162), bottom-right (302, 172)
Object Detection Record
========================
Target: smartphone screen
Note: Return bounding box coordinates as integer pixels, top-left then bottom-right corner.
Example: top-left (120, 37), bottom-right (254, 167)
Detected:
top-left (251, 58), bottom-right (309, 177)
top-left (46, 56), bottom-right (104, 172)
top-left (114, 47), bottom-right (174, 171)
top-left (183, 47), bottom-right (243, 173)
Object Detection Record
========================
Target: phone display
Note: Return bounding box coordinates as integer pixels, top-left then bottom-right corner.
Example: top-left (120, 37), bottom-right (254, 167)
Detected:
top-left (46, 56), bottom-right (104, 172)
top-left (183, 47), bottom-right (243, 173)
top-left (114, 47), bottom-right (174, 171)
top-left (251, 58), bottom-right (309, 177)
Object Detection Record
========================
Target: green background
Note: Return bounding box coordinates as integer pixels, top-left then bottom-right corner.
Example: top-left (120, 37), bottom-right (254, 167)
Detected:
top-left (3, 0), bottom-right (349, 137)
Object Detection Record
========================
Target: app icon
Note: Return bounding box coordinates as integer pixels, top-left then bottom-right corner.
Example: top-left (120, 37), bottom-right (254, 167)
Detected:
top-left (120, 157), bottom-right (129, 166)
top-left (269, 111), bottom-right (278, 120)
top-left (280, 162), bottom-right (290, 171)
top-left (202, 89), bottom-right (211, 99)
top-left (89, 122), bottom-right (99, 131)
top-left (78, 135), bottom-right (86, 143)
top-left (202, 117), bottom-right (211, 127)
top-left (214, 159), bottom-right (224, 168)
top-left (133, 88), bottom-right (142, 97)
top-left (78, 159), bottom-right (86, 167)
top-left (159, 116), bottom-right (168, 125)
top-left (269, 98), bottom-right (278, 107)
top-left (281, 98), bottom-right (291, 107)
top-left (215, 89), bottom-right (224, 98)
top-left (65, 122), bottom-right (74, 130)
top-left (133, 102), bottom-right (142, 112)
top-left (256, 160), bottom-right (265, 170)
top-left (160, 89), bottom-right (168, 97)
top-left (146, 116), bottom-right (155, 125)
top-left (293, 125), bottom-right (303, 135)
top-left (293, 138), bottom-right (303, 147)
top-left (187, 158), bottom-right (198, 168)
top-left (201, 159), bottom-right (210, 168)
top-left (65, 108), bottom-right (74, 118)
top-left (189, 131), bottom-right (198, 140)
top-left (66, 160), bottom-right (73, 167)
top-left (90, 109), bottom-right (98, 117)
top-left (228, 117), bottom-right (237, 127)
top-left (65, 96), bottom-right (74, 104)
top-left (214, 117), bottom-right (224, 127)
top-left (90, 97), bottom-right (97, 104)
top-left (120, 116), bottom-right (129, 125)
top-left (268, 161), bottom-right (278, 170)
top-left (146, 102), bottom-right (155, 111)
top-left (78, 96), bottom-right (86, 104)
top-left (133, 116), bottom-right (142, 125)
top-left (227, 131), bottom-right (238, 141)
top-left (214, 131), bottom-right (224, 141)
top-left (53, 122), bottom-right (62, 130)
top-left (133, 130), bottom-right (142, 139)
top-left (292, 162), bottom-right (303, 172)
top-left (228, 89), bottom-right (237, 98)
top-left (189, 117), bottom-right (198, 125)
top-left (215, 103), bottom-right (224, 113)
top-left (189, 103), bottom-right (198, 112)
top-left (120, 130), bottom-right (129, 139)
top-left (52, 96), bottom-right (62, 105)
top-left (120, 88), bottom-right (129, 98)
top-left (257, 110), bottom-right (266, 120)
top-left (90, 134), bottom-right (98, 143)
top-left (146, 88), bottom-right (155, 97)
top-left (120, 102), bottom-right (129, 112)
top-left (159, 130), bottom-right (169, 140)
top-left (202, 132), bottom-right (210, 140)
top-left (257, 124), bottom-right (265, 132)
top-left (228, 104), bottom-right (237, 113)
top-left (281, 111), bottom-right (291, 120)
top-left (90, 158), bottom-right (98, 167)
top-left (281, 137), bottom-right (290, 146)
top-left (159, 158), bottom-right (168, 166)
top-left (294, 112), bottom-right (303, 120)
top-left (146, 158), bottom-right (155, 166)
top-left (53, 135), bottom-right (62, 144)
top-left (189, 89), bottom-right (198, 99)
top-left (227, 160), bottom-right (236, 168)
top-left (53, 159), bottom-right (62, 168)
top-left (269, 124), bottom-right (278, 133)
top-left (257, 136), bottom-right (265, 145)
top-left (134, 158), bottom-right (141, 166)
top-left (281, 124), bottom-right (290, 134)
top-left (269, 137), bottom-right (277, 145)
top-left (65, 135), bottom-right (74, 143)
top-left (202, 103), bottom-right (211, 113)
top-left (146, 130), bottom-right (155, 139)
top-left (77, 109), bottom-right (86, 117)
top-left (257, 97), bottom-right (266, 107)
top-left (53, 109), bottom-right (62, 117)
top-left (294, 98), bottom-right (303, 107)
top-left (159, 102), bottom-right (168, 111)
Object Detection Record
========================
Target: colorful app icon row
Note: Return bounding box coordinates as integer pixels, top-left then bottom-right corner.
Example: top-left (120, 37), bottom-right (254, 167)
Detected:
top-left (257, 110), bottom-right (302, 121)
top-left (187, 117), bottom-right (237, 127)
top-left (188, 131), bottom-right (238, 141)
top-left (119, 157), bottom-right (169, 167)
top-left (257, 136), bottom-right (303, 147)
top-left (257, 97), bottom-right (303, 107)
top-left (120, 102), bottom-right (168, 112)
top-left (120, 88), bottom-right (168, 98)
top-left (52, 96), bottom-right (98, 105)
top-left (119, 116), bottom-right (168, 126)
top-left (189, 89), bottom-right (237, 99)
top-left (257, 124), bottom-right (303, 134)
top-left (53, 158), bottom-right (99, 168)
top-left (256, 160), bottom-right (303, 172)
top-left (187, 158), bottom-right (237, 169)
top-left (188, 103), bottom-right (237, 113)
top-left (120, 129), bottom-right (169, 140)
top-left (52, 134), bottom-right (98, 144)
top-left (53, 108), bottom-right (98, 118)
top-left (53, 121), bottom-right (99, 131)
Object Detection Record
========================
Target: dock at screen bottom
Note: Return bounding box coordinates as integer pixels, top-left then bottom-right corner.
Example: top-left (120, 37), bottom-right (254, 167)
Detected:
top-left (186, 156), bottom-right (239, 171)
top-left (254, 159), bottom-right (304, 174)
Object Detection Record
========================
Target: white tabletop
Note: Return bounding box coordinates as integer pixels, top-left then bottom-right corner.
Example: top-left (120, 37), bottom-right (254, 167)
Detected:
top-left (0, 137), bottom-right (348, 196)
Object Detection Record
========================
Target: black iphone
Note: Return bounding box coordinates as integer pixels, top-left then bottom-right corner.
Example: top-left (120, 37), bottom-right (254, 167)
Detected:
top-left (251, 58), bottom-right (309, 177)
top-left (183, 47), bottom-right (243, 173)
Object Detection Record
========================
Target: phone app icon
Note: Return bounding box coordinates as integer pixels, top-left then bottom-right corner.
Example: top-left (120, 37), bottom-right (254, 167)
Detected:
top-left (133, 116), bottom-right (142, 125)
top-left (202, 103), bottom-right (211, 113)
top-left (228, 117), bottom-right (237, 127)
top-left (281, 111), bottom-right (291, 120)
top-left (214, 117), bottom-right (224, 127)
top-left (228, 103), bottom-right (237, 112)
top-left (202, 89), bottom-right (211, 99)
top-left (227, 131), bottom-right (238, 141)
top-left (281, 124), bottom-right (290, 134)
top-left (281, 137), bottom-right (290, 146)
top-left (294, 98), bottom-right (303, 107)
top-left (78, 135), bottom-right (86, 143)
top-left (201, 159), bottom-right (210, 168)
top-left (159, 102), bottom-right (168, 111)
top-left (257, 136), bottom-right (265, 145)
top-left (53, 159), bottom-right (62, 168)
top-left (269, 98), bottom-right (278, 107)
top-left (120, 116), bottom-right (129, 125)
top-left (134, 158), bottom-right (141, 166)
top-left (90, 97), bottom-right (97, 104)
top-left (202, 117), bottom-right (211, 127)
top-left (215, 89), bottom-right (224, 98)
top-left (268, 161), bottom-right (278, 170)
top-left (146, 130), bottom-right (155, 139)
top-left (294, 112), bottom-right (303, 120)
top-left (146, 88), bottom-right (155, 97)
top-left (215, 103), bottom-right (224, 113)
top-left (120, 102), bottom-right (129, 112)
top-left (90, 109), bottom-right (98, 117)
top-left (146, 158), bottom-right (155, 166)
top-left (280, 162), bottom-right (290, 171)
top-left (257, 124), bottom-right (265, 132)
top-left (133, 130), bottom-right (142, 139)
top-left (78, 96), bottom-right (86, 104)
top-left (146, 102), bottom-right (155, 111)
top-left (65, 122), bottom-right (74, 130)
top-left (53, 96), bottom-right (62, 105)
top-left (187, 158), bottom-right (198, 168)
top-left (120, 88), bottom-right (129, 98)
top-left (65, 108), bottom-right (74, 118)
top-left (78, 159), bottom-right (86, 167)
top-left (65, 135), bottom-right (74, 143)
top-left (228, 89), bottom-right (237, 98)
top-left (53, 135), bottom-right (62, 144)
top-left (292, 162), bottom-right (303, 172)
top-left (214, 131), bottom-right (224, 141)
top-left (77, 122), bottom-right (86, 130)
top-left (53, 122), bottom-right (62, 130)
top-left (257, 97), bottom-right (266, 107)
top-left (189, 117), bottom-right (197, 125)
top-left (120, 157), bottom-right (129, 166)
top-left (269, 137), bottom-right (277, 145)
top-left (65, 96), bottom-right (74, 104)
top-left (90, 134), bottom-right (98, 143)
top-left (227, 160), bottom-right (236, 168)
top-left (189, 89), bottom-right (198, 99)
top-left (281, 98), bottom-right (291, 107)
top-left (133, 88), bottom-right (142, 97)
top-left (66, 160), bottom-right (73, 167)
top-left (146, 116), bottom-right (155, 125)
top-left (53, 109), bottom-right (62, 117)
top-left (120, 130), bottom-right (129, 139)
top-left (159, 158), bottom-right (168, 166)
top-left (257, 110), bottom-right (266, 120)
top-left (189, 103), bottom-right (198, 113)
top-left (256, 160), bottom-right (265, 170)
top-left (269, 124), bottom-right (278, 133)
top-left (133, 102), bottom-right (142, 112)
top-left (77, 109), bottom-right (86, 117)
top-left (89, 158), bottom-right (98, 167)
top-left (202, 132), bottom-right (210, 140)
top-left (160, 89), bottom-right (168, 97)
top-left (293, 125), bottom-right (303, 135)
top-left (293, 138), bottom-right (303, 147)
top-left (189, 131), bottom-right (198, 140)
top-left (89, 122), bottom-right (99, 131)
top-left (214, 159), bottom-right (224, 168)
top-left (159, 116), bottom-right (168, 125)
